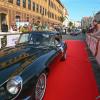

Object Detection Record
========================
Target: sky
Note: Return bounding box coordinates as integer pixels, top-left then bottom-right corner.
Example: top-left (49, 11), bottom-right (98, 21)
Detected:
top-left (61, 0), bottom-right (100, 21)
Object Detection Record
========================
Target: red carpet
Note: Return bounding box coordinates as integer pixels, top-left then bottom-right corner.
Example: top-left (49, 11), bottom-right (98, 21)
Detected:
top-left (43, 40), bottom-right (99, 100)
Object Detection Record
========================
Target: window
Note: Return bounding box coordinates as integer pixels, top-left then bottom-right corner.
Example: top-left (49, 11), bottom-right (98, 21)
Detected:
top-left (40, 6), bottom-right (42, 14)
top-left (45, 9), bottom-right (47, 16)
top-left (33, 2), bottom-right (35, 11)
top-left (50, 12), bottom-right (52, 18)
top-left (52, 13), bottom-right (54, 19)
top-left (51, 2), bottom-right (53, 8)
top-left (55, 15), bottom-right (57, 20)
top-left (43, 8), bottom-right (44, 15)
top-left (48, 12), bottom-right (52, 18)
top-left (36, 4), bottom-right (39, 13)
top-left (23, 0), bottom-right (26, 8)
top-left (16, 0), bottom-right (20, 6)
top-left (27, 17), bottom-right (29, 22)
top-left (8, 0), bottom-right (13, 3)
top-left (48, 11), bottom-right (50, 18)
top-left (16, 16), bottom-right (20, 22)
top-left (48, 0), bottom-right (50, 6)
top-left (28, 0), bottom-right (31, 10)
top-left (54, 4), bottom-right (56, 10)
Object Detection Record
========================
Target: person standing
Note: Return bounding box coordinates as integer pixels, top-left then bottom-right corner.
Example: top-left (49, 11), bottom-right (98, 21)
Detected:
top-left (1, 22), bottom-right (8, 32)
top-left (92, 11), bottom-right (100, 36)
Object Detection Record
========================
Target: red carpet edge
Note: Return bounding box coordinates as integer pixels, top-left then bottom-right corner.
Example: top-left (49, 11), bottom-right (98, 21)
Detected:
top-left (43, 40), bottom-right (99, 100)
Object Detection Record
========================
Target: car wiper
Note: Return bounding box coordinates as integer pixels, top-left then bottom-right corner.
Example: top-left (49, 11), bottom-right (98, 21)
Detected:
top-left (35, 45), bottom-right (49, 48)
top-left (15, 42), bottom-right (28, 46)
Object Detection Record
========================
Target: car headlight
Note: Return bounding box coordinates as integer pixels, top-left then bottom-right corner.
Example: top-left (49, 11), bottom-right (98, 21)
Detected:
top-left (6, 76), bottom-right (23, 95)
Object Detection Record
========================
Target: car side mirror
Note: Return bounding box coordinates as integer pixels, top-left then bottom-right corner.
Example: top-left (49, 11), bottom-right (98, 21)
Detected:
top-left (57, 44), bottom-right (64, 53)
top-left (57, 44), bottom-right (61, 47)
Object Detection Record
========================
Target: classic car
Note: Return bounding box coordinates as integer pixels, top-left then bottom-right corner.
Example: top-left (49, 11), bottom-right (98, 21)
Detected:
top-left (0, 31), bottom-right (67, 100)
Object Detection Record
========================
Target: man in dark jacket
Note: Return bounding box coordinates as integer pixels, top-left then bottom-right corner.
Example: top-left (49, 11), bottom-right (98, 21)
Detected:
top-left (1, 23), bottom-right (8, 32)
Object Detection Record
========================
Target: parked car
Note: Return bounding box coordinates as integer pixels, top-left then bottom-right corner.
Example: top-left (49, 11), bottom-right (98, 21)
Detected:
top-left (54, 27), bottom-right (67, 35)
top-left (70, 29), bottom-right (81, 36)
top-left (0, 31), bottom-right (67, 100)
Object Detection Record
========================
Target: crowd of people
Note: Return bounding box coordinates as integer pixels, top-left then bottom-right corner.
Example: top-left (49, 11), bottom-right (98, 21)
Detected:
top-left (9, 21), bottom-right (49, 33)
top-left (88, 11), bottom-right (100, 36)
top-left (1, 20), bottom-right (50, 33)
top-left (1, 11), bottom-right (99, 35)
top-left (9, 22), bottom-right (63, 33)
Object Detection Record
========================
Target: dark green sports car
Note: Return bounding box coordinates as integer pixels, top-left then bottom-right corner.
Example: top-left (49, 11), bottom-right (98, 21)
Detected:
top-left (0, 31), bottom-right (67, 100)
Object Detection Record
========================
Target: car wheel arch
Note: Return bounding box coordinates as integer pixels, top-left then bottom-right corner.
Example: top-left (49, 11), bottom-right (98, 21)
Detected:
top-left (32, 70), bottom-right (48, 100)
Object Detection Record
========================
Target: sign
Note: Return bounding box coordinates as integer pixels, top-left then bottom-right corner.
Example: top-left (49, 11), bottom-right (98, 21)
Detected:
top-left (16, 22), bottom-right (29, 28)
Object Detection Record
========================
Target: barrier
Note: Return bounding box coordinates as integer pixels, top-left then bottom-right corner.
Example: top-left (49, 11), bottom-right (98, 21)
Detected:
top-left (89, 36), bottom-right (99, 56)
top-left (96, 40), bottom-right (100, 65)
top-left (86, 34), bottom-right (100, 66)
top-left (0, 32), bottom-right (20, 48)
top-left (86, 34), bottom-right (91, 47)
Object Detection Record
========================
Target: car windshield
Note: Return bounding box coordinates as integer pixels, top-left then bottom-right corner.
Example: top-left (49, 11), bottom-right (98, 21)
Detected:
top-left (18, 32), bottom-right (55, 47)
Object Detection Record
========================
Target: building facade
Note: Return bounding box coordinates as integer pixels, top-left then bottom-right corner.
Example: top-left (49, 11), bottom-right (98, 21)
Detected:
top-left (62, 8), bottom-right (69, 27)
top-left (0, 0), bottom-right (65, 31)
top-left (81, 16), bottom-right (93, 30)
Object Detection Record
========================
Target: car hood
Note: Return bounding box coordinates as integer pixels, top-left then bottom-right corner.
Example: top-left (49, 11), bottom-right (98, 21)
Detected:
top-left (0, 45), bottom-right (51, 85)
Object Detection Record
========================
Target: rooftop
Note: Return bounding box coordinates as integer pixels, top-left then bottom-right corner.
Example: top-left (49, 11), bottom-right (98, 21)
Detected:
top-left (57, 0), bottom-right (64, 8)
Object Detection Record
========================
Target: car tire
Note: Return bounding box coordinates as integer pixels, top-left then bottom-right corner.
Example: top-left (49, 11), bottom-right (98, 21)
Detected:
top-left (34, 72), bottom-right (47, 100)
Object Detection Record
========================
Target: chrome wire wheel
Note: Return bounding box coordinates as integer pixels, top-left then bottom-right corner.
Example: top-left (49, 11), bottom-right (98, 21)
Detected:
top-left (35, 73), bottom-right (46, 100)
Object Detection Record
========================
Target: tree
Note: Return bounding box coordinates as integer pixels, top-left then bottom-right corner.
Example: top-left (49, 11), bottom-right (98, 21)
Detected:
top-left (67, 21), bottom-right (73, 32)
top-left (68, 21), bottom-right (73, 28)
top-left (60, 16), bottom-right (68, 23)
